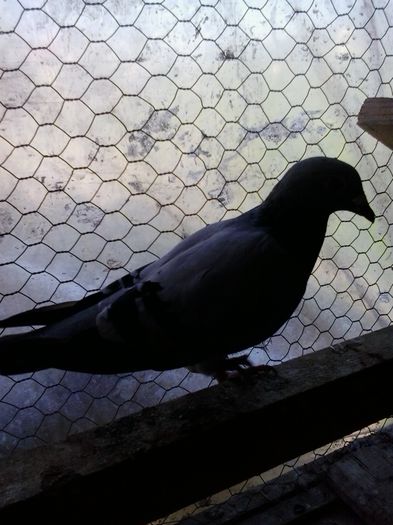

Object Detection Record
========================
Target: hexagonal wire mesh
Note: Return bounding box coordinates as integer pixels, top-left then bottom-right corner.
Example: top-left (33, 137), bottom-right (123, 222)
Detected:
top-left (0, 0), bottom-right (392, 517)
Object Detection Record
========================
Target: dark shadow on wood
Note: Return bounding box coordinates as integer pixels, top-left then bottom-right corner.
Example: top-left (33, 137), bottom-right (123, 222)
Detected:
top-left (0, 325), bottom-right (393, 524)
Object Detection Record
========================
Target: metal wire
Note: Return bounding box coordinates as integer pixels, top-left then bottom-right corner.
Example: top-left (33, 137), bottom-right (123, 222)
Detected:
top-left (0, 0), bottom-right (392, 471)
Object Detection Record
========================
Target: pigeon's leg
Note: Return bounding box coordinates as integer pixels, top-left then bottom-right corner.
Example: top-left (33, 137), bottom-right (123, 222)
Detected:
top-left (219, 356), bottom-right (277, 382)
top-left (188, 355), bottom-right (276, 382)
top-left (187, 355), bottom-right (248, 380)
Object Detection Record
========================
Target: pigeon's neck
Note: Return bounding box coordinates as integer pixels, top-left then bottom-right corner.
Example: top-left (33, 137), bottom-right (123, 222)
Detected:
top-left (279, 216), bottom-right (328, 276)
top-left (255, 203), bottom-right (329, 265)
top-left (280, 213), bottom-right (327, 245)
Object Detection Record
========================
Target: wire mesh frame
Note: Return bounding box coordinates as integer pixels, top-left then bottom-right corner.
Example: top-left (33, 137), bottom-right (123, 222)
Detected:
top-left (0, 1), bottom-right (392, 510)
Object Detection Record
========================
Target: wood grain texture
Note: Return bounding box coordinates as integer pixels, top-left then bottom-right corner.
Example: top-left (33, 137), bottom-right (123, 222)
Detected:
top-left (328, 442), bottom-right (393, 525)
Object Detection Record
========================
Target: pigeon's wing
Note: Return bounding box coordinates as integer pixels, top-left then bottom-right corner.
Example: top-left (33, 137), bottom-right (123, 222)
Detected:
top-left (0, 263), bottom-right (151, 328)
top-left (0, 220), bottom-right (244, 374)
top-left (139, 218), bottom-right (282, 313)
top-left (130, 216), bottom-right (299, 363)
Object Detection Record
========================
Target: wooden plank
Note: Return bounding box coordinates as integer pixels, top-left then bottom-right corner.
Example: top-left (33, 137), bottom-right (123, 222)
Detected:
top-left (328, 442), bottom-right (393, 525)
top-left (220, 483), bottom-right (336, 525)
top-left (1, 326), bottom-right (393, 523)
top-left (177, 466), bottom-right (334, 525)
top-left (180, 484), bottom-right (363, 525)
top-left (237, 500), bottom-right (364, 525)
top-left (358, 98), bottom-right (393, 150)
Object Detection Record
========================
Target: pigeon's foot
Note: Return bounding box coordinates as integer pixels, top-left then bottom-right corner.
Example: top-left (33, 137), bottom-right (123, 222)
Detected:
top-left (187, 355), bottom-right (276, 383)
top-left (214, 355), bottom-right (253, 382)
top-left (187, 354), bottom-right (250, 380)
top-left (221, 362), bottom-right (278, 383)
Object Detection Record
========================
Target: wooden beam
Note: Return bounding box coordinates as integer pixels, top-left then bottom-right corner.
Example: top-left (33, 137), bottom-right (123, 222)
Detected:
top-left (1, 325), bottom-right (393, 524)
top-left (178, 424), bottom-right (393, 525)
top-left (358, 97), bottom-right (393, 150)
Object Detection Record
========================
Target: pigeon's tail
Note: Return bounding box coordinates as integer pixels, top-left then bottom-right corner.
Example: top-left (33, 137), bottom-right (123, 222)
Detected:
top-left (0, 330), bottom-right (58, 375)
top-left (0, 323), bottom-right (154, 376)
top-left (0, 302), bottom-right (81, 328)
top-left (0, 327), bottom-right (124, 376)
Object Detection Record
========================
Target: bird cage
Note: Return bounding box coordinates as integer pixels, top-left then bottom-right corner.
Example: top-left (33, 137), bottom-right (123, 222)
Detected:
top-left (0, 0), bottom-right (392, 522)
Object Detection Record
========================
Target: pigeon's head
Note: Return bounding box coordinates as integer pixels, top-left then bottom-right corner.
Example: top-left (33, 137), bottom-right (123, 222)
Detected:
top-left (269, 157), bottom-right (375, 224)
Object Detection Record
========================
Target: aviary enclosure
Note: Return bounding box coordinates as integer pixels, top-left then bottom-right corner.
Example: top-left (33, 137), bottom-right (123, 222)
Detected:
top-left (0, 0), bottom-right (392, 521)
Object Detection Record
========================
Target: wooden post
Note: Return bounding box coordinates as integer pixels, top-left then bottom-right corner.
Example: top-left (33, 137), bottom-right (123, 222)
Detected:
top-left (358, 98), bottom-right (393, 150)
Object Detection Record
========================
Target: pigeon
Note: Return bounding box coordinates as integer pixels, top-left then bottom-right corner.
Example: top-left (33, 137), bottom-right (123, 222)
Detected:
top-left (0, 157), bottom-right (375, 378)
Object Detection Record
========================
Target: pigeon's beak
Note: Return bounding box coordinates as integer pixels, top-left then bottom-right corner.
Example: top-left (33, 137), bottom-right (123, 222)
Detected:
top-left (351, 194), bottom-right (375, 223)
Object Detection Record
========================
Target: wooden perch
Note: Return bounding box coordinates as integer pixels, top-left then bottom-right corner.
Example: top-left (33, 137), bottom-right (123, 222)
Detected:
top-left (1, 325), bottom-right (393, 524)
top-left (358, 98), bottom-right (393, 150)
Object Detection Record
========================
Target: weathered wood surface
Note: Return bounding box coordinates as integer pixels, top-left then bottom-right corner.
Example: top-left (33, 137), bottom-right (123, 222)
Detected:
top-left (358, 97), bottom-right (393, 150)
top-left (188, 485), bottom-right (363, 525)
top-left (1, 325), bottom-right (393, 523)
top-left (328, 439), bottom-right (393, 525)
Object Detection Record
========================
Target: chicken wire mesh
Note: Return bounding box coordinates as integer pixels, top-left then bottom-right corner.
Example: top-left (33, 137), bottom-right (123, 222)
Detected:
top-left (0, 0), bottom-right (392, 476)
